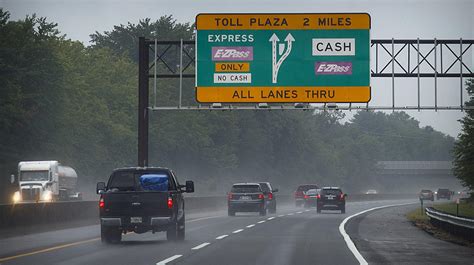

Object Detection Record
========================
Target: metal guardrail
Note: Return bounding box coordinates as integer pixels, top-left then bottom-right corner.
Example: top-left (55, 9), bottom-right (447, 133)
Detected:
top-left (425, 207), bottom-right (474, 230)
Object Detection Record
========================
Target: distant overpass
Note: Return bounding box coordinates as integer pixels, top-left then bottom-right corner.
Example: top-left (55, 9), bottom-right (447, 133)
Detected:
top-left (374, 161), bottom-right (461, 193)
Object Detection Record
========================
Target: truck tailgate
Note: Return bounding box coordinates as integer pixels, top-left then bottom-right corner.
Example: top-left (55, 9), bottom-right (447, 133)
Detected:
top-left (103, 192), bottom-right (171, 217)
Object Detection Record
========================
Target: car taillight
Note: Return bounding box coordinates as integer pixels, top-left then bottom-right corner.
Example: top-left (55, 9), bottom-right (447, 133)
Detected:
top-left (167, 197), bottom-right (173, 209)
top-left (268, 193), bottom-right (273, 200)
top-left (304, 195), bottom-right (309, 199)
top-left (228, 193), bottom-right (233, 200)
top-left (258, 194), bottom-right (264, 199)
top-left (99, 197), bottom-right (105, 208)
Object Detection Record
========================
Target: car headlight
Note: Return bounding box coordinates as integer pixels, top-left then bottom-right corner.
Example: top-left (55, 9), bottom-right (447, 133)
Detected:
top-left (42, 191), bottom-right (53, 201)
top-left (12, 191), bottom-right (21, 203)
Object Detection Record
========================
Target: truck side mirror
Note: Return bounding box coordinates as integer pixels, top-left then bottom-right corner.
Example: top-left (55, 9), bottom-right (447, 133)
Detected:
top-left (96, 182), bottom-right (106, 194)
top-left (272, 188), bottom-right (279, 192)
top-left (185, 181), bottom-right (194, 193)
top-left (10, 174), bottom-right (15, 184)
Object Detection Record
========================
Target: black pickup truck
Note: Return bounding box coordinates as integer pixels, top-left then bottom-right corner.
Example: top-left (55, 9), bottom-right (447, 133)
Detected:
top-left (96, 167), bottom-right (194, 243)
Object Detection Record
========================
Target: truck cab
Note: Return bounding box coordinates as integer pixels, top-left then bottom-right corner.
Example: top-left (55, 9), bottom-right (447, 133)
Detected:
top-left (13, 161), bottom-right (80, 203)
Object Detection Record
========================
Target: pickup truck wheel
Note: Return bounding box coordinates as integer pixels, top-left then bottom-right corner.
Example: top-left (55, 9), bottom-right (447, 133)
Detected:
top-left (228, 209), bottom-right (235, 216)
top-left (259, 208), bottom-right (267, 216)
top-left (166, 223), bottom-right (177, 241)
top-left (177, 213), bottom-right (185, 241)
top-left (341, 206), bottom-right (346, 214)
top-left (101, 226), bottom-right (121, 244)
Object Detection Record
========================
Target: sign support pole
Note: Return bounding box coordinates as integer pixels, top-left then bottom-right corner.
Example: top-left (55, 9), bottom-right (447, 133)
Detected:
top-left (138, 37), bottom-right (149, 167)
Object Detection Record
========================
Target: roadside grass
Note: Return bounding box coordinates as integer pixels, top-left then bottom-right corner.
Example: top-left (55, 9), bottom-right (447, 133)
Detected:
top-left (432, 201), bottom-right (474, 218)
top-left (406, 204), bottom-right (474, 248)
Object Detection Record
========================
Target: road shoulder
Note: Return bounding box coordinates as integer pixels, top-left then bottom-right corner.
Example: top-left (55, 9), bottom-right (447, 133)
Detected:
top-left (346, 204), bottom-right (474, 264)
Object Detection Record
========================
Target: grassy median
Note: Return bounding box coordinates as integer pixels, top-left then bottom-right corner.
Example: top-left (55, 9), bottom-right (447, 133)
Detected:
top-left (432, 201), bottom-right (474, 218)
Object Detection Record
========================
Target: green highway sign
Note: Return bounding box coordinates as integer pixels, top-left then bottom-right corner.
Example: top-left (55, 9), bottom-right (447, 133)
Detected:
top-left (195, 13), bottom-right (371, 103)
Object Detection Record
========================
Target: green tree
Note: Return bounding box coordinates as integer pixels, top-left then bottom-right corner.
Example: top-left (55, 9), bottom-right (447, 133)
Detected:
top-left (453, 79), bottom-right (474, 191)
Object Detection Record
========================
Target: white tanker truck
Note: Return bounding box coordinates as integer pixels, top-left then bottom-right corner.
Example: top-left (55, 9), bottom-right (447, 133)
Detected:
top-left (12, 161), bottom-right (82, 203)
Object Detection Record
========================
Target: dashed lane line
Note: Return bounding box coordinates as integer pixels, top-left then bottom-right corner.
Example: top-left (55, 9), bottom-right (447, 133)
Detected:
top-left (267, 217), bottom-right (275, 220)
top-left (246, 224), bottom-right (256, 228)
top-left (191, 242), bottom-right (211, 250)
top-left (257, 220), bottom-right (266, 224)
top-left (156, 254), bottom-right (183, 265)
top-left (216, 235), bottom-right (228, 240)
top-left (232, 229), bottom-right (244, 234)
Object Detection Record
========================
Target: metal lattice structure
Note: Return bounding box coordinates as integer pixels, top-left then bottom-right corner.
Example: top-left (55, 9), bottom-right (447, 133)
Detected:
top-left (137, 37), bottom-right (474, 166)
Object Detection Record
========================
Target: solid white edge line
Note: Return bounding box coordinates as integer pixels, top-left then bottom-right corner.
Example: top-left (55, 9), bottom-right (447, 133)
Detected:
top-left (339, 202), bottom-right (416, 265)
top-left (257, 220), bottom-right (265, 224)
top-left (232, 229), bottom-right (244, 233)
top-left (246, 224), bottom-right (256, 228)
top-left (216, 235), bottom-right (228, 240)
top-left (156, 254), bottom-right (182, 265)
top-left (191, 242), bottom-right (211, 250)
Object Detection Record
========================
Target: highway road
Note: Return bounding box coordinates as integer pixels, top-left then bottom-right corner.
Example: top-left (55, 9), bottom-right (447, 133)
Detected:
top-left (0, 199), bottom-right (444, 265)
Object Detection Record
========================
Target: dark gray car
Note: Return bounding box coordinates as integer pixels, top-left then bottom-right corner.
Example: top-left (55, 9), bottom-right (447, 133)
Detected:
top-left (228, 183), bottom-right (266, 216)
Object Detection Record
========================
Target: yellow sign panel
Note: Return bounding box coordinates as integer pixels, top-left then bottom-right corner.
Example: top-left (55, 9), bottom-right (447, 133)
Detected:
top-left (215, 62), bottom-right (250, 72)
top-left (196, 13), bottom-right (371, 30)
top-left (196, 86), bottom-right (371, 103)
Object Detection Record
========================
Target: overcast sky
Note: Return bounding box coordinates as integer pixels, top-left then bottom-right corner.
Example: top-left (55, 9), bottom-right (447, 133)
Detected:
top-left (1, 0), bottom-right (473, 137)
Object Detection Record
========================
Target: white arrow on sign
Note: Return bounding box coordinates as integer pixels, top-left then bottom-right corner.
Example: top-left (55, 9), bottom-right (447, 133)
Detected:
top-left (269, 33), bottom-right (295, 84)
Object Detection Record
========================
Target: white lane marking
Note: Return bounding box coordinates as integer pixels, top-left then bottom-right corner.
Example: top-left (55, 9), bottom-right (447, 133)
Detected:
top-left (305, 210), bottom-right (310, 212)
top-left (188, 216), bottom-right (221, 223)
top-left (216, 234), bottom-right (228, 240)
top-left (156, 254), bottom-right (182, 265)
top-left (192, 242), bottom-right (211, 250)
top-left (339, 202), bottom-right (416, 265)
top-left (233, 229), bottom-right (244, 234)
top-left (267, 217), bottom-right (275, 220)
top-left (297, 211), bottom-right (303, 214)
top-left (287, 213), bottom-right (294, 216)
top-left (278, 215), bottom-right (285, 217)
top-left (257, 220), bottom-right (266, 224)
top-left (246, 224), bottom-right (256, 228)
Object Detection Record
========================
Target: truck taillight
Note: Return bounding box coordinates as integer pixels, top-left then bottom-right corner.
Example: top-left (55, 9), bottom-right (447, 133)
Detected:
top-left (228, 193), bottom-right (233, 200)
top-left (304, 195), bottom-right (309, 199)
top-left (268, 193), bottom-right (273, 200)
top-left (316, 194), bottom-right (321, 199)
top-left (258, 194), bottom-right (264, 199)
top-left (99, 197), bottom-right (105, 208)
top-left (167, 197), bottom-right (173, 209)
top-left (340, 194), bottom-right (345, 200)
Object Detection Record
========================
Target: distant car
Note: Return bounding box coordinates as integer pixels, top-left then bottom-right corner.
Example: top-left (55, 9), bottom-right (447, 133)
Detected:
top-left (365, 189), bottom-right (378, 195)
top-left (317, 187), bottom-right (346, 214)
top-left (436, 188), bottom-right (452, 200)
top-left (294, 184), bottom-right (319, 207)
top-left (258, 182), bottom-right (278, 214)
top-left (457, 189), bottom-right (470, 199)
top-left (419, 189), bottom-right (434, 201)
top-left (303, 188), bottom-right (320, 208)
top-left (228, 183), bottom-right (266, 216)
